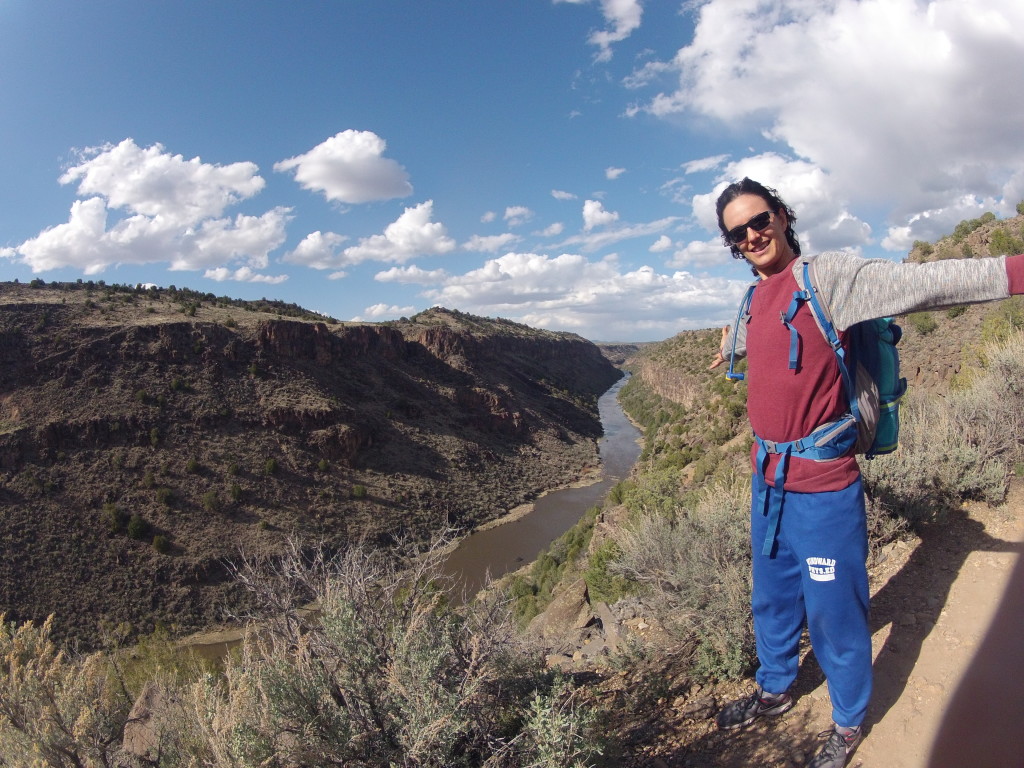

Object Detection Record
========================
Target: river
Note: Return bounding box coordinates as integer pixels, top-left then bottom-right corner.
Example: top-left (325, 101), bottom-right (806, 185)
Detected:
top-left (441, 374), bottom-right (643, 596)
top-left (183, 376), bottom-right (642, 659)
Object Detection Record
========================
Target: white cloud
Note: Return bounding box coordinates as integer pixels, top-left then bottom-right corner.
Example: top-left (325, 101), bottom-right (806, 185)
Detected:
top-left (182, 210), bottom-right (291, 271)
top-left (551, 189), bottom-right (578, 200)
top-left (559, 215), bottom-right (680, 252)
top-left (666, 238), bottom-right (734, 270)
top-left (341, 200), bottom-right (456, 265)
top-left (204, 266), bottom-right (289, 284)
top-left (2, 140), bottom-right (291, 281)
top-left (880, 195), bottom-right (998, 252)
top-left (557, 0), bottom-right (644, 62)
top-left (633, 0), bottom-right (1024, 238)
top-left (274, 130), bottom-right (412, 204)
top-left (683, 154), bottom-right (729, 174)
top-left (536, 222), bottom-right (565, 237)
top-left (605, 166), bottom-right (626, 180)
top-left (425, 250), bottom-right (748, 340)
top-left (375, 265), bottom-right (449, 284)
top-left (649, 235), bottom-right (673, 253)
top-left (282, 231), bottom-right (349, 269)
top-left (59, 139), bottom-right (264, 227)
top-left (352, 303), bottom-right (418, 321)
top-left (480, 210), bottom-right (497, 223)
top-left (504, 206), bottom-right (534, 226)
top-left (582, 199), bottom-right (619, 230)
top-left (463, 233), bottom-right (521, 253)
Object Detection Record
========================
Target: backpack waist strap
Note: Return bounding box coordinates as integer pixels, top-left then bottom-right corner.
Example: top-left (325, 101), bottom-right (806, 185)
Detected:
top-left (754, 415), bottom-right (858, 556)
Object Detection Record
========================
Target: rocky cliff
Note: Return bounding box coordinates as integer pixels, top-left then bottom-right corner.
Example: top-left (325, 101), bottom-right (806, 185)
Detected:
top-left (0, 283), bottom-right (620, 646)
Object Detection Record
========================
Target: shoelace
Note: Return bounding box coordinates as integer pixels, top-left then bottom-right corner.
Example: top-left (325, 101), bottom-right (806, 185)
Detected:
top-left (815, 727), bottom-right (860, 759)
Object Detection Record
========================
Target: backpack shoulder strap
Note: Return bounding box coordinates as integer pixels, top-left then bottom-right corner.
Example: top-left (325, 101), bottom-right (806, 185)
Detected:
top-left (794, 257), bottom-right (860, 422)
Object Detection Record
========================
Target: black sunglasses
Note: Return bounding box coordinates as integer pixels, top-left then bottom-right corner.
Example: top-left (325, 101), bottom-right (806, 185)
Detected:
top-left (724, 210), bottom-right (773, 246)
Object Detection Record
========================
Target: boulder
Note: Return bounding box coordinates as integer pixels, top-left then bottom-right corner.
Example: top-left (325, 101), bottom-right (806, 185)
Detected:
top-left (527, 578), bottom-right (593, 642)
top-left (122, 681), bottom-right (173, 762)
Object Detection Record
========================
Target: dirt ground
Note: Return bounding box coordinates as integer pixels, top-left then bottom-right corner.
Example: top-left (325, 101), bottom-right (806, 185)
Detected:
top-left (615, 481), bottom-right (1024, 768)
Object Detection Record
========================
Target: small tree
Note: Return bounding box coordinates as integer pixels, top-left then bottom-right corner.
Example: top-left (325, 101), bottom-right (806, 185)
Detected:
top-left (908, 311), bottom-right (938, 335)
top-left (101, 502), bottom-right (126, 534)
top-left (202, 491), bottom-right (221, 513)
top-left (126, 514), bottom-right (149, 540)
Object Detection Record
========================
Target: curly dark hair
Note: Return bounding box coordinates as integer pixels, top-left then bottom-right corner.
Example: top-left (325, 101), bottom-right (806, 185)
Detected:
top-left (715, 178), bottom-right (801, 263)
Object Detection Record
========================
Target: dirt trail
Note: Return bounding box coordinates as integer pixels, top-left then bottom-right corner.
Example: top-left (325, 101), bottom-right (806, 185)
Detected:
top-left (636, 482), bottom-right (1024, 768)
top-left (853, 482), bottom-right (1024, 768)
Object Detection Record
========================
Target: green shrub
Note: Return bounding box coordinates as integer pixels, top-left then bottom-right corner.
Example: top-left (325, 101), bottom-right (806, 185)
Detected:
top-left (149, 427), bottom-right (159, 447)
top-left (155, 487), bottom-right (174, 507)
top-left (980, 295), bottom-right (1024, 344)
top-left (907, 311), bottom-right (938, 335)
top-left (152, 534), bottom-right (170, 554)
top-left (201, 491), bottom-right (220, 513)
top-left (606, 474), bottom-right (755, 680)
top-left (230, 483), bottom-right (243, 502)
top-left (126, 515), bottom-right (149, 540)
top-left (170, 537), bottom-right (594, 767)
top-left (989, 227), bottom-right (1024, 257)
top-left (0, 616), bottom-right (133, 767)
top-left (264, 458), bottom-right (279, 476)
top-left (351, 483), bottom-right (367, 499)
top-left (583, 540), bottom-right (631, 604)
top-left (946, 305), bottom-right (967, 319)
top-left (101, 502), bottom-right (126, 534)
top-left (186, 458), bottom-right (200, 474)
top-left (862, 332), bottom-right (1024, 523)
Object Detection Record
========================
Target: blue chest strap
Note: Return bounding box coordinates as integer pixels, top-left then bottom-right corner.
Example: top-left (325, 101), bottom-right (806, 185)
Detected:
top-left (755, 416), bottom-right (858, 555)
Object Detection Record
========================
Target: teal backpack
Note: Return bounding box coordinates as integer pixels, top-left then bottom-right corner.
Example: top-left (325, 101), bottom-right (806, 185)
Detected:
top-left (726, 256), bottom-right (907, 555)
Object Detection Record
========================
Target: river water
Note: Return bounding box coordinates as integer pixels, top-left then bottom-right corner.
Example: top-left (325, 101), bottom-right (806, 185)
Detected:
top-left (441, 374), bottom-right (642, 596)
top-left (182, 376), bottom-right (642, 660)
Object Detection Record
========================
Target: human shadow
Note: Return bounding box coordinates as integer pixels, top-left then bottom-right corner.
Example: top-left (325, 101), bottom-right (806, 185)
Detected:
top-left (925, 541), bottom-right (1024, 768)
top-left (864, 504), bottom-right (1022, 728)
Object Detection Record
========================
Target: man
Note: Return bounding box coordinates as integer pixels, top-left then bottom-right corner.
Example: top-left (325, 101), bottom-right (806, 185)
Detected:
top-left (708, 177), bottom-right (1024, 768)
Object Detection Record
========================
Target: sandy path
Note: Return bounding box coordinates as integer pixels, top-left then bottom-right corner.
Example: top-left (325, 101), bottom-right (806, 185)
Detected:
top-left (853, 483), bottom-right (1024, 768)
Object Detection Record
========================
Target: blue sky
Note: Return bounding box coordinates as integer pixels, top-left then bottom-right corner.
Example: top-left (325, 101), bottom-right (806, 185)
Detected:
top-left (3, 0), bottom-right (1024, 342)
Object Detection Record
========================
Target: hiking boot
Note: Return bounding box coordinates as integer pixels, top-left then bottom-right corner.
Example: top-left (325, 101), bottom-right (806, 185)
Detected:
top-left (807, 724), bottom-right (863, 767)
top-left (715, 688), bottom-right (793, 730)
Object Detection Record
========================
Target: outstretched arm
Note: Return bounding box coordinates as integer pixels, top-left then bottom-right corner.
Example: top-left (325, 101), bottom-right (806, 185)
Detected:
top-left (709, 325), bottom-right (729, 370)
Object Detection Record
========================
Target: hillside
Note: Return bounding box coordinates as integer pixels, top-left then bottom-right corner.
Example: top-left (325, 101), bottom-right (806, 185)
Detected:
top-left (0, 281), bottom-right (621, 646)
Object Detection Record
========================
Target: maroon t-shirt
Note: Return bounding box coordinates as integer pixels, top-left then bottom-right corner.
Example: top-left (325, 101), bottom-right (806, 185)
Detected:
top-left (742, 253), bottom-right (1024, 493)
top-left (745, 268), bottom-right (860, 493)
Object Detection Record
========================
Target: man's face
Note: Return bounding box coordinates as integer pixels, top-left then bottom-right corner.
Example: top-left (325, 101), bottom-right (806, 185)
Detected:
top-left (722, 193), bottom-right (795, 279)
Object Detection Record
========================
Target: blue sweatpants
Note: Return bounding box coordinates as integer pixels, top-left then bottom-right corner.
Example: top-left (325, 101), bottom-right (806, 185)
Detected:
top-left (750, 474), bottom-right (872, 727)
